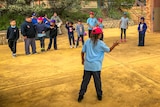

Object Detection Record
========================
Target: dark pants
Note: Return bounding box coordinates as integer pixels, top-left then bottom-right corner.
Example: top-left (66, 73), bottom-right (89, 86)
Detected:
top-left (39, 37), bottom-right (45, 49)
top-left (88, 30), bottom-right (92, 38)
top-left (76, 35), bottom-right (84, 46)
top-left (68, 33), bottom-right (75, 46)
top-left (8, 40), bottom-right (17, 53)
top-left (121, 28), bottom-right (126, 39)
top-left (100, 33), bottom-right (104, 41)
top-left (24, 38), bottom-right (36, 55)
top-left (79, 70), bottom-right (102, 96)
top-left (138, 33), bottom-right (145, 46)
top-left (48, 36), bottom-right (57, 49)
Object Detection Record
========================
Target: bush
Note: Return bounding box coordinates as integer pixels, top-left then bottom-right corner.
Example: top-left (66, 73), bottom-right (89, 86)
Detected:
top-left (0, 12), bottom-right (25, 30)
top-left (108, 8), bottom-right (122, 19)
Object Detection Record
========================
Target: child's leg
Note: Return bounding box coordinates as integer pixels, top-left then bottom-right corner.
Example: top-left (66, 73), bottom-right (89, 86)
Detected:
top-left (142, 34), bottom-right (145, 46)
top-left (53, 36), bottom-right (57, 50)
top-left (121, 28), bottom-right (123, 40)
top-left (124, 29), bottom-right (126, 40)
top-left (92, 71), bottom-right (102, 98)
top-left (48, 36), bottom-right (53, 50)
top-left (42, 36), bottom-right (45, 49)
top-left (81, 35), bottom-right (84, 45)
top-left (39, 37), bottom-right (43, 48)
top-left (12, 40), bottom-right (17, 54)
top-left (79, 70), bottom-right (92, 96)
top-left (88, 30), bottom-right (92, 38)
top-left (72, 34), bottom-right (75, 45)
top-left (77, 36), bottom-right (80, 46)
top-left (68, 34), bottom-right (72, 46)
top-left (8, 40), bottom-right (14, 52)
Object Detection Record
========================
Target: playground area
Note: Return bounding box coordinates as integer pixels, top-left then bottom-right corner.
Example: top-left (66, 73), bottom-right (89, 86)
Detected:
top-left (0, 26), bottom-right (160, 107)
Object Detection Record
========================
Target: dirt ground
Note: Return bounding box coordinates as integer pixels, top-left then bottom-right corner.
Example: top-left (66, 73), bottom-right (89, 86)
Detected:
top-left (0, 26), bottom-right (160, 107)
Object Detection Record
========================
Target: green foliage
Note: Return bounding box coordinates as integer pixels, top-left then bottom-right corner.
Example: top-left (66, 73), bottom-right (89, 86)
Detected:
top-left (0, 12), bottom-right (24, 30)
top-left (90, 8), bottom-right (103, 18)
top-left (108, 0), bottom-right (135, 9)
top-left (108, 8), bottom-right (122, 19)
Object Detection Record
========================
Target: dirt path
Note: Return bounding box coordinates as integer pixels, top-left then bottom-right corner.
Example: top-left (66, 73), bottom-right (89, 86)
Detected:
top-left (0, 26), bottom-right (160, 107)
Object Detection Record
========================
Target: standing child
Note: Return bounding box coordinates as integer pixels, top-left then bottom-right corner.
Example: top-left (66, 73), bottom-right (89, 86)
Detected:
top-left (65, 21), bottom-right (75, 48)
top-left (119, 12), bottom-right (129, 42)
top-left (75, 19), bottom-right (85, 48)
top-left (47, 20), bottom-right (58, 50)
top-left (78, 27), bottom-right (119, 102)
top-left (98, 18), bottom-right (104, 41)
top-left (35, 17), bottom-right (49, 52)
top-left (138, 17), bottom-right (147, 46)
top-left (21, 15), bottom-right (37, 55)
top-left (6, 19), bottom-right (19, 57)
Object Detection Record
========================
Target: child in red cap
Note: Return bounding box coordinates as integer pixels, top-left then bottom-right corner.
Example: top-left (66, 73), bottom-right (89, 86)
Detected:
top-left (78, 27), bottom-right (119, 102)
top-left (98, 18), bottom-right (104, 40)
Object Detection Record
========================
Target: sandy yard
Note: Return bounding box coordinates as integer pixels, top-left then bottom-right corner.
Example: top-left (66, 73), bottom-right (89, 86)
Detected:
top-left (0, 26), bottom-right (160, 107)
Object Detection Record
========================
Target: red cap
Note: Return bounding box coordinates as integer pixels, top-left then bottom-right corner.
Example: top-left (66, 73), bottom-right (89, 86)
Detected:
top-left (98, 18), bottom-right (103, 22)
top-left (89, 12), bottom-right (94, 15)
top-left (37, 17), bottom-right (43, 21)
top-left (91, 27), bottom-right (103, 35)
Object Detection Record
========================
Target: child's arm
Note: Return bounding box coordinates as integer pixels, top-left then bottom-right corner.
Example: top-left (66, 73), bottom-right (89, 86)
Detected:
top-left (81, 52), bottom-right (85, 65)
top-left (110, 41), bottom-right (119, 52)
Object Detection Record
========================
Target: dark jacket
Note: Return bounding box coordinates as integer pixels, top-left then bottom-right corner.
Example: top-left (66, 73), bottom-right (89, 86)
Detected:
top-left (138, 22), bottom-right (147, 35)
top-left (21, 21), bottom-right (36, 38)
top-left (48, 25), bottom-right (58, 37)
top-left (65, 24), bottom-right (75, 35)
top-left (6, 26), bottom-right (19, 40)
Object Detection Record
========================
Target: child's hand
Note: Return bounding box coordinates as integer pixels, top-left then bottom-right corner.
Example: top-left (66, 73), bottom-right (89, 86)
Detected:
top-left (113, 40), bottom-right (119, 46)
top-left (42, 31), bottom-right (45, 34)
top-left (82, 59), bottom-right (84, 65)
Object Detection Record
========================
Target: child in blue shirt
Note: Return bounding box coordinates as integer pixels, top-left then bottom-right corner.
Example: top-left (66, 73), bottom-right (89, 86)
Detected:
top-left (78, 27), bottom-right (119, 102)
top-left (98, 18), bottom-right (104, 41)
top-left (75, 19), bottom-right (85, 48)
top-left (87, 12), bottom-right (98, 38)
top-left (32, 12), bottom-right (38, 25)
top-left (138, 17), bottom-right (147, 46)
top-left (65, 21), bottom-right (75, 48)
top-left (35, 17), bottom-right (49, 52)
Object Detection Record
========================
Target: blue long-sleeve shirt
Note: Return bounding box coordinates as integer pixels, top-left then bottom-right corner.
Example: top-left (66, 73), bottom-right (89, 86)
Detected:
top-left (138, 22), bottom-right (147, 35)
top-left (76, 24), bottom-right (85, 37)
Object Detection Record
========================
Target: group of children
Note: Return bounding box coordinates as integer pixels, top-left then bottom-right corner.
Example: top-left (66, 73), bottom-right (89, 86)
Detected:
top-left (6, 12), bottom-right (147, 58)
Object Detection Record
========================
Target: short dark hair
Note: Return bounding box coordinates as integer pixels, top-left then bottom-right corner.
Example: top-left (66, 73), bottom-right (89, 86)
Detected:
top-left (10, 19), bottom-right (16, 22)
top-left (25, 14), bottom-right (32, 18)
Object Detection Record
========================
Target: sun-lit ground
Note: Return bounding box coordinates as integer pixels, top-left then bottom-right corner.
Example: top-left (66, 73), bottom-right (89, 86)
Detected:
top-left (0, 26), bottom-right (160, 107)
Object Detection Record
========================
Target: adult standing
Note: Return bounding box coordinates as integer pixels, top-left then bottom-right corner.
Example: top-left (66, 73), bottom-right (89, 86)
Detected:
top-left (119, 12), bottom-right (129, 42)
top-left (87, 12), bottom-right (98, 38)
top-left (51, 12), bottom-right (63, 35)
top-left (21, 15), bottom-right (37, 55)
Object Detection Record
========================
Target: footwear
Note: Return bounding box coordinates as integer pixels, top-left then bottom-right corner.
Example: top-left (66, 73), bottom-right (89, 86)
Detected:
top-left (32, 52), bottom-right (37, 54)
top-left (78, 95), bottom-right (84, 102)
top-left (41, 48), bottom-right (45, 52)
top-left (12, 53), bottom-right (16, 57)
top-left (97, 95), bottom-right (102, 101)
top-left (120, 39), bottom-right (123, 43)
top-left (70, 46), bottom-right (73, 48)
top-left (47, 49), bottom-right (50, 51)
top-left (124, 39), bottom-right (127, 42)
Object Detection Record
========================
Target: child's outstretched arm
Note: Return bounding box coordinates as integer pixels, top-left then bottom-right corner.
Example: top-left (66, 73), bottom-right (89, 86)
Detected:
top-left (110, 41), bottom-right (119, 52)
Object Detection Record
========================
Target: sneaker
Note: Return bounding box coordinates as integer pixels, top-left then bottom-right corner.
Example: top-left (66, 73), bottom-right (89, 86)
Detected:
top-left (32, 52), bottom-right (37, 54)
top-left (70, 46), bottom-right (73, 48)
top-left (78, 95), bottom-right (84, 102)
top-left (47, 48), bottom-right (50, 51)
top-left (120, 39), bottom-right (123, 43)
top-left (74, 45), bottom-right (77, 48)
top-left (12, 53), bottom-right (16, 57)
top-left (124, 39), bottom-right (127, 42)
top-left (97, 95), bottom-right (102, 101)
top-left (41, 48), bottom-right (45, 52)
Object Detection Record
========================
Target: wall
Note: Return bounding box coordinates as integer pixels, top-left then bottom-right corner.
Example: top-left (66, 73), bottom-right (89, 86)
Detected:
top-left (153, 0), bottom-right (160, 31)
